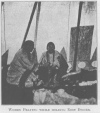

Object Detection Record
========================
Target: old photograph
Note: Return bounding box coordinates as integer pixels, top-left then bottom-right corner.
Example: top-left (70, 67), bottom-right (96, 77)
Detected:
top-left (1, 1), bottom-right (97, 105)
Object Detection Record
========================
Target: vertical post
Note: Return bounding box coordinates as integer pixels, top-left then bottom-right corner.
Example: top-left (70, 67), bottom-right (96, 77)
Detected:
top-left (21, 2), bottom-right (37, 48)
top-left (2, 2), bottom-right (6, 51)
top-left (72, 2), bottom-right (83, 72)
top-left (34, 2), bottom-right (41, 48)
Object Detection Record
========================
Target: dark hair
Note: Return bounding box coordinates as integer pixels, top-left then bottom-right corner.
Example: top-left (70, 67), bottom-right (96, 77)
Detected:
top-left (47, 42), bottom-right (55, 50)
top-left (22, 40), bottom-right (34, 53)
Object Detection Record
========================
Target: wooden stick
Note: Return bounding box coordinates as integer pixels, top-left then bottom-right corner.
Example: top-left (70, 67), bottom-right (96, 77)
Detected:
top-left (34, 2), bottom-right (41, 48)
top-left (72, 2), bottom-right (83, 72)
top-left (21, 2), bottom-right (38, 48)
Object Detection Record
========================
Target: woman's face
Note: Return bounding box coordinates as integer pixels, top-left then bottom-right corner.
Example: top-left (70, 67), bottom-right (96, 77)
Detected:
top-left (47, 44), bottom-right (54, 53)
top-left (25, 45), bottom-right (34, 53)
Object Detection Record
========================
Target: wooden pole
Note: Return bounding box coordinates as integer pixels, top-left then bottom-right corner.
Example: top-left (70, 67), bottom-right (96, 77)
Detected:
top-left (21, 2), bottom-right (38, 48)
top-left (34, 2), bottom-right (41, 48)
top-left (72, 2), bottom-right (83, 72)
top-left (2, 2), bottom-right (6, 51)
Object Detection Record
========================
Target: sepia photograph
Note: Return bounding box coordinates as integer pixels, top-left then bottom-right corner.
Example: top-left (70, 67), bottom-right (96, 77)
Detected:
top-left (1, 1), bottom-right (97, 106)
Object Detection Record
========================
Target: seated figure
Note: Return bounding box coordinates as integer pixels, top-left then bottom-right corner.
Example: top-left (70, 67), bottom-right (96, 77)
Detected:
top-left (36, 42), bottom-right (68, 88)
top-left (7, 40), bottom-right (38, 87)
top-left (6, 40), bottom-right (38, 104)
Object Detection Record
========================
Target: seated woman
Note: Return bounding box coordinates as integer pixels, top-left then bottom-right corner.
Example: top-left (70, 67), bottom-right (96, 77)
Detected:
top-left (36, 42), bottom-right (68, 88)
top-left (6, 40), bottom-right (38, 104)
